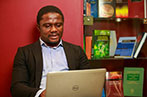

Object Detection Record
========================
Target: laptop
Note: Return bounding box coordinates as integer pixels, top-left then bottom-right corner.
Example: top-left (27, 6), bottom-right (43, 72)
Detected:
top-left (45, 68), bottom-right (106, 97)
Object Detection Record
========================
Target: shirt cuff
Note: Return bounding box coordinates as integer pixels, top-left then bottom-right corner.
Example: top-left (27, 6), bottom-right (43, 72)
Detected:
top-left (35, 88), bottom-right (45, 97)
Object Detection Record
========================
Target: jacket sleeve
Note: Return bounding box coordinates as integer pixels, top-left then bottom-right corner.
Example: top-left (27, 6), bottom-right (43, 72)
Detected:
top-left (78, 46), bottom-right (90, 69)
top-left (11, 47), bottom-right (39, 97)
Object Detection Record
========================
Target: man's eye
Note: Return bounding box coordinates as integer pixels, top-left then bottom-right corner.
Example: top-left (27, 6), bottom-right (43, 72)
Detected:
top-left (56, 23), bottom-right (63, 27)
top-left (45, 25), bottom-right (50, 28)
top-left (43, 24), bottom-right (51, 28)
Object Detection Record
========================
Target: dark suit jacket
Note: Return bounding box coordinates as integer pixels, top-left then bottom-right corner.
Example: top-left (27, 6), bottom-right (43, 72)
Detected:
top-left (11, 40), bottom-right (89, 97)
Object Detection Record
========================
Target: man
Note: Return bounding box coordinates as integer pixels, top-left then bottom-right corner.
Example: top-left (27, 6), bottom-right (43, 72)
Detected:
top-left (11, 5), bottom-right (89, 97)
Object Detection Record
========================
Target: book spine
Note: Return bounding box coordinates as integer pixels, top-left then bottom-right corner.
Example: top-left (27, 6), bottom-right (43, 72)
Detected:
top-left (90, 0), bottom-right (98, 18)
top-left (109, 31), bottom-right (117, 56)
top-left (116, 0), bottom-right (128, 18)
top-left (144, 0), bottom-right (147, 18)
top-left (85, 36), bottom-right (92, 59)
top-left (86, 0), bottom-right (91, 16)
top-left (134, 33), bottom-right (147, 58)
top-left (84, 0), bottom-right (87, 16)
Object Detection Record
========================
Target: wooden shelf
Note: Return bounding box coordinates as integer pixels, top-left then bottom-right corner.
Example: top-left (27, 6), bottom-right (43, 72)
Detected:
top-left (89, 58), bottom-right (146, 70)
top-left (84, 12), bottom-right (147, 97)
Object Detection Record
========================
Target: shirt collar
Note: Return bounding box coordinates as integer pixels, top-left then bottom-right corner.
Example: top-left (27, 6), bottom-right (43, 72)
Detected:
top-left (39, 37), bottom-right (63, 48)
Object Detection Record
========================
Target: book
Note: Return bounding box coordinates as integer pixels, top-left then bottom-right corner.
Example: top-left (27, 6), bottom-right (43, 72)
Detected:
top-left (123, 67), bottom-right (144, 97)
top-left (116, 0), bottom-right (128, 18)
top-left (114, 36), bottom-right (137, 58)
top-left (90, 0), bottom-right (98, 18)
top-left (98, 0), bottom-right (116, 18)
top-left (84, 0), bottom-right (87, 16)
top-left (85, 30), bottom-right (116, 59)
top-left (144, 0), bottom-right (147, 18)
top-left (86, 0), bottom-right (91, 16)
top-left (133, 32), bottom-right (147, 58)
top-left (91, 30), bottom-right (110, 59)
top-left (85, 36), bottom-right (92, 59)
top-left (109, 31), bottom-right (117, 57)
top-left (106, 71), bottom-right (124, 97)
top-left (128, 0), bottom-right (144, 18)
top-left (102, 88), bottom-right (106, 97)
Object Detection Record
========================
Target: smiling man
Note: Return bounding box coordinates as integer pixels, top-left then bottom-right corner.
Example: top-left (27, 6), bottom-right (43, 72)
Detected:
top-left (11, 5), bottom-right (89, 97)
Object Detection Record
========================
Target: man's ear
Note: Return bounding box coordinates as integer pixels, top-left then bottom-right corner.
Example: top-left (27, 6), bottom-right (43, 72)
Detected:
top-left (37, 24), bottom-right (40, 32)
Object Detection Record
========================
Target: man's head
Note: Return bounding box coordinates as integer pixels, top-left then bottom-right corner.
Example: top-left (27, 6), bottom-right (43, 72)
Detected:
top-left (37, 5), bottom-right (64, 47)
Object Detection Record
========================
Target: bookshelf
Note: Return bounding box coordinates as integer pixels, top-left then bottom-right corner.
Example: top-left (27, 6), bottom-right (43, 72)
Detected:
top-left (84, 6), bottom-right (147, 97)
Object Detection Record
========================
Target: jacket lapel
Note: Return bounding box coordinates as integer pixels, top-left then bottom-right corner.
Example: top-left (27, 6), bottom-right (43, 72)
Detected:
top-left (63, 41), bottom-right (76, 70)
top-left (32, 40), bottom-right (43, 88)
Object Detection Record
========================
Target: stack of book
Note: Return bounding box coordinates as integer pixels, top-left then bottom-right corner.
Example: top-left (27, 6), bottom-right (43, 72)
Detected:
top-left (84, 0), bottom-right (145, 18)
top-left (85, 31), bottom-right (147, 59)
top-left (114, 36), bottom-right (137, 58)
top-left (86, 30), bottom-right (117, 59)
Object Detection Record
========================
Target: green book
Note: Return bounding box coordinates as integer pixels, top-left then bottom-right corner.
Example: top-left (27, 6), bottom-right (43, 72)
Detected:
top-left (123, 67), bottom-right (144, 97)
top-left (91, 30), bottom-right (110, 59)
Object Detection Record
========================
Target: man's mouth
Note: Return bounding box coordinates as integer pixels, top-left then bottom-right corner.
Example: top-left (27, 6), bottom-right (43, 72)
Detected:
top-left (49, 35), bottom-right (59, 39)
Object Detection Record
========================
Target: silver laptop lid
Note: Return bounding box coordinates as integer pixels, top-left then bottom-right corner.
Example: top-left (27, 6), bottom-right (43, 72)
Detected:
top-left (46, 68), bottom-right (106, 97)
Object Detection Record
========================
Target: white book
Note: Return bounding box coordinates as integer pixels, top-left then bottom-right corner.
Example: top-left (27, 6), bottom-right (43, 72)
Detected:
top-left (109, 31), bottom-right (117, 56)
top-left (144, 0), bottom-right (146, 18)
top-left (134, 32), bottom-right (147, 58)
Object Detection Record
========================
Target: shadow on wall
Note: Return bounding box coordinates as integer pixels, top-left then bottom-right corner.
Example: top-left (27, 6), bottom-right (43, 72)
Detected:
top-left (31, 24), bottom-right (40, 42)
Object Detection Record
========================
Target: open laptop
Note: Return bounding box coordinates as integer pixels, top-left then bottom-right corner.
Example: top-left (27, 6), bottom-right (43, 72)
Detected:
top-left (45, 68), bottom-right (106, 97)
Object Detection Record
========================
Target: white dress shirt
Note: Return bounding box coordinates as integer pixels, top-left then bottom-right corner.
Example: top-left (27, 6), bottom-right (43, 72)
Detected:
top-left (35, 38), bottom-right (69, 97)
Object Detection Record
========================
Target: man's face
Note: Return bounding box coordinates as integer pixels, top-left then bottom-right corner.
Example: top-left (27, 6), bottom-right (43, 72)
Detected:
top-left (38, 12), bottom-right (63, 46)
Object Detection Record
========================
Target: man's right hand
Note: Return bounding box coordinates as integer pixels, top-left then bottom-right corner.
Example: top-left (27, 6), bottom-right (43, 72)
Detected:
top-left (40, 90), bottom-right (46, 97)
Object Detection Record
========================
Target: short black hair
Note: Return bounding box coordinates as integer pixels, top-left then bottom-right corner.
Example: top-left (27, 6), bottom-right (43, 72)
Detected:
top-left (37, 5), bottom-right (64, 25)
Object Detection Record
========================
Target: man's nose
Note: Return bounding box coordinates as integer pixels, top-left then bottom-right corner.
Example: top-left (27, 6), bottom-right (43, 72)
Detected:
top-left (50, 25), bottom-right (57, 32)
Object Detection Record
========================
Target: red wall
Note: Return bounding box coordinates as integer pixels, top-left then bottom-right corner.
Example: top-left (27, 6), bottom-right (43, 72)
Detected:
top-left (0, 0), bottom-right (83, 97)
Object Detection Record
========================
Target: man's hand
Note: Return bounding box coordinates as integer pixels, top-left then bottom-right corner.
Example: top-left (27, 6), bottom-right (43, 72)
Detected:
top-left (40, 90), bottom-right (46, 97)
